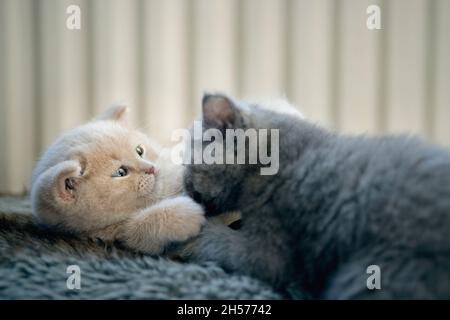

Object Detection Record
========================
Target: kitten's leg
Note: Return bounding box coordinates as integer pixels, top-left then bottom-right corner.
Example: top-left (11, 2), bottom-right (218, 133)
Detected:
top-left (119, 196), bottom-right (205, 254)
top-left (178, 221), bottom-right (291, 289)
top-left (324, 250), bottom-right (450, 299)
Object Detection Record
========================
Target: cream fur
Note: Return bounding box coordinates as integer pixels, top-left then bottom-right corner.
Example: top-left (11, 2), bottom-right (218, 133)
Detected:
top-left (31, 105), bottom-right (205, 255)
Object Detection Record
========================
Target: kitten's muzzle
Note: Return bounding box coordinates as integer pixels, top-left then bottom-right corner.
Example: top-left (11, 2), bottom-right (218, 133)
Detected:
top-left (137, 172), bottom-right (156, 196)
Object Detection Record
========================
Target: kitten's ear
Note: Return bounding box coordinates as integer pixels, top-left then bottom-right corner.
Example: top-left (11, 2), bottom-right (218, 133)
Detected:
top-left (51, 160), bottom-right (83, 203)
top-left (202, 93), bottom-right (241, 130)
top-left (96, 104), bottom-right (130, 125)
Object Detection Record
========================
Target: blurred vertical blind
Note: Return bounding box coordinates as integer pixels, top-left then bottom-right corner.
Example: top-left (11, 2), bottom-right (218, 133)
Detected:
top-left (0, 0), bottom-right (449, 194)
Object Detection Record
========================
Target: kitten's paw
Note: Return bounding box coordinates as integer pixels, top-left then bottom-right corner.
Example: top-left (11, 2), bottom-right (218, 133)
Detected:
top-left (117, 219), bottom-right (165, 254)
top-left (165, 196), bottom-right (206, 242)
top-left (115, 196), bottom-right (205, 254)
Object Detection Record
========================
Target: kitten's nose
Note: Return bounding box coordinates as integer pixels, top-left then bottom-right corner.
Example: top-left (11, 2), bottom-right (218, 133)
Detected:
top-left (144, 166), bottom-right (155, 175)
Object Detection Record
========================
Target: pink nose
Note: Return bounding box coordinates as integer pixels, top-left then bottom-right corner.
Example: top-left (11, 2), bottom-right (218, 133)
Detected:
top-left (144, 166), bottom-right (155, 175)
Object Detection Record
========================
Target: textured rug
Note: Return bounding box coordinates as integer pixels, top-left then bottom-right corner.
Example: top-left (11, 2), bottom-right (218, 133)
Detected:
top-left (0, 196), bottom-right (281, 299)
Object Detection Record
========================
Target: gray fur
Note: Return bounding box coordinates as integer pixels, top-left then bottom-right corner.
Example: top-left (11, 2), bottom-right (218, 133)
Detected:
top-left (0, 196), bottom-right (280, 299)
top-left (182, 93), bottom-right (450, 299)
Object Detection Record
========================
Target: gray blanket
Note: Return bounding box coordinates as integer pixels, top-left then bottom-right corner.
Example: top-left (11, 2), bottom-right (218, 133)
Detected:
top-left (0, 196), bottom-right (281, 299)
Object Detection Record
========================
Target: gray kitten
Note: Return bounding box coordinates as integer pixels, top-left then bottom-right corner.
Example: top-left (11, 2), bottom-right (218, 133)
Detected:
top-left (181, 93), bottom-right (450, 299)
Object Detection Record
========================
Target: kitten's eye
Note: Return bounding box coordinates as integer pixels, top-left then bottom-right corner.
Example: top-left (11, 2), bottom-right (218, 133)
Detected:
top-left (112, 166), bottom-right (128, 177)
top-left (136, 145), bottom-right (144, 157)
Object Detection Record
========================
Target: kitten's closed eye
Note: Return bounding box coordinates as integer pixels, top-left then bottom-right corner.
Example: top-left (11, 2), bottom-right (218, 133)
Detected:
top-left (192, 191), bottom-right (202, 203)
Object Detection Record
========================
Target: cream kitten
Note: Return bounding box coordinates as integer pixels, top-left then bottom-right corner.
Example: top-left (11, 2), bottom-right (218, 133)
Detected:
top-left (31, 105), bottom-right (205, 254)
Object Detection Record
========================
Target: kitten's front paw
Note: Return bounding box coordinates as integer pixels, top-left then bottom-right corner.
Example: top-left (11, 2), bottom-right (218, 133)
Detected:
top-left (116, 196), bottom-right (205, 255)
top-left (166, 196), bottom-right (206, 242)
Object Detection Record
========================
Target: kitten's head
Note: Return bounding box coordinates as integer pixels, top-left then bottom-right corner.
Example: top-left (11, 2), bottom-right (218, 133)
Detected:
top-left (184, 92), bottom-right (305, 215)
top-left (31, 105), bottom-right (181, 233)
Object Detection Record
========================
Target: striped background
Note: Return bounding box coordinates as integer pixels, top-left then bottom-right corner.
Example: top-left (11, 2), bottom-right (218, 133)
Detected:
top-left (0, 0), bottom-right (449, 194)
